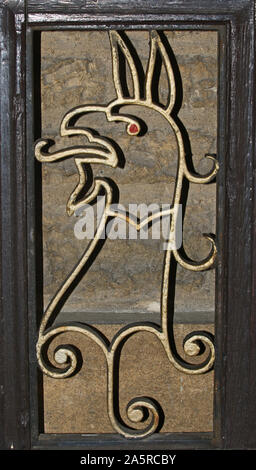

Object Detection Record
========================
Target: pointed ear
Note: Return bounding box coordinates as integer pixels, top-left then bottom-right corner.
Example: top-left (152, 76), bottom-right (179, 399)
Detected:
top-left (109, 31), bottom-right (141, 100)
top-left (145, 31), bottom-right (176, 114)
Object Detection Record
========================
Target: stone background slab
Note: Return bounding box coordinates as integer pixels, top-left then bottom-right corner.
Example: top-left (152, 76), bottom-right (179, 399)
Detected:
top-left (40, 30), bottom-right (217, 434)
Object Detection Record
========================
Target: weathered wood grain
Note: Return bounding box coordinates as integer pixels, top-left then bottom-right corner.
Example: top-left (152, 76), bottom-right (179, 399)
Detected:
top-left (26, 0), bottom-right (250, 15)
top-left (0, 3), bottom-right (30, 450)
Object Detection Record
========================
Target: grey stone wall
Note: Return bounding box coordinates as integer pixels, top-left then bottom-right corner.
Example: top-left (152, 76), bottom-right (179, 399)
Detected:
top-left (41, 30), bottom-right (217, 434)
top-left (41, 30), bottom-right (217, 323)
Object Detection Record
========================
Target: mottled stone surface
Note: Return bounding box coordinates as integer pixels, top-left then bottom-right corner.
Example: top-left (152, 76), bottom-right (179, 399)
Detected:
top-left (40, 30), bottom-right (217, 434)
top-left (44, 323), bottom-right (214, 434)
top-left (41, 30), bottom-right (217, 319)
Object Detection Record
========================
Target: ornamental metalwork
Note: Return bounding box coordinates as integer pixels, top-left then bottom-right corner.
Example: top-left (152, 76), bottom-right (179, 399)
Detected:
top-left (35, 30), bottom-right (218, 439)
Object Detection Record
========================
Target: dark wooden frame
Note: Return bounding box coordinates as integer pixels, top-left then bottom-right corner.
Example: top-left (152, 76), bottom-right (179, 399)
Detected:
top-left (0, 0), bottom-right (255, 450)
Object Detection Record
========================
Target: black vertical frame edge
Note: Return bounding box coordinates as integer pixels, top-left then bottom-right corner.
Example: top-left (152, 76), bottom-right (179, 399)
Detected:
top-left (213, 0), bottom-right (256, 450)
top-left (220, 2), bottom-right (256, 449)
top-left (0, 2), bottom-right (30, 450)
top-left (26, 25), bottom-right (45, 446)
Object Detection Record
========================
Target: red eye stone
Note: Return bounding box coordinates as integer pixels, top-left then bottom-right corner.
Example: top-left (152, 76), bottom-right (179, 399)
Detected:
top-left (128, 124), bottom-right (139, 134)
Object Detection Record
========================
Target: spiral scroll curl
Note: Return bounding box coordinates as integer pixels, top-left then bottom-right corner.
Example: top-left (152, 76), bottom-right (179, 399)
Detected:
top-left (37, 324), bottom-right (109, 379)
top-left (109, 395), bottom-right (161, 439)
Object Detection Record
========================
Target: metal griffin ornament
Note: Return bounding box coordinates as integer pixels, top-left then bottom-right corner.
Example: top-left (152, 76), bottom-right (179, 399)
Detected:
top-left (35, 30), bottom-right (218, 439)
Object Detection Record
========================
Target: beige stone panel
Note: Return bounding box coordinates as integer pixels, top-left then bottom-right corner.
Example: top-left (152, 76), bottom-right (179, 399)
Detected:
top-left (43, 323), bottom-right (214, 434)
top-left (39, 32), bottom-right (217, 430)
top-left (40, 30), bottom-right (217, 317)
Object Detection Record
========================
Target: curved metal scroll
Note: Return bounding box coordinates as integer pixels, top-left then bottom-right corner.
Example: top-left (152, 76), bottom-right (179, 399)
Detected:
top-left (35, 30), bottom-right (218, 439)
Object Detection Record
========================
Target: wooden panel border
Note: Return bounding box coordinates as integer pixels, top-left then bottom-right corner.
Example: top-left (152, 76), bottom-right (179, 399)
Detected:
top-left (0, 0), bottom-right (255, 450)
